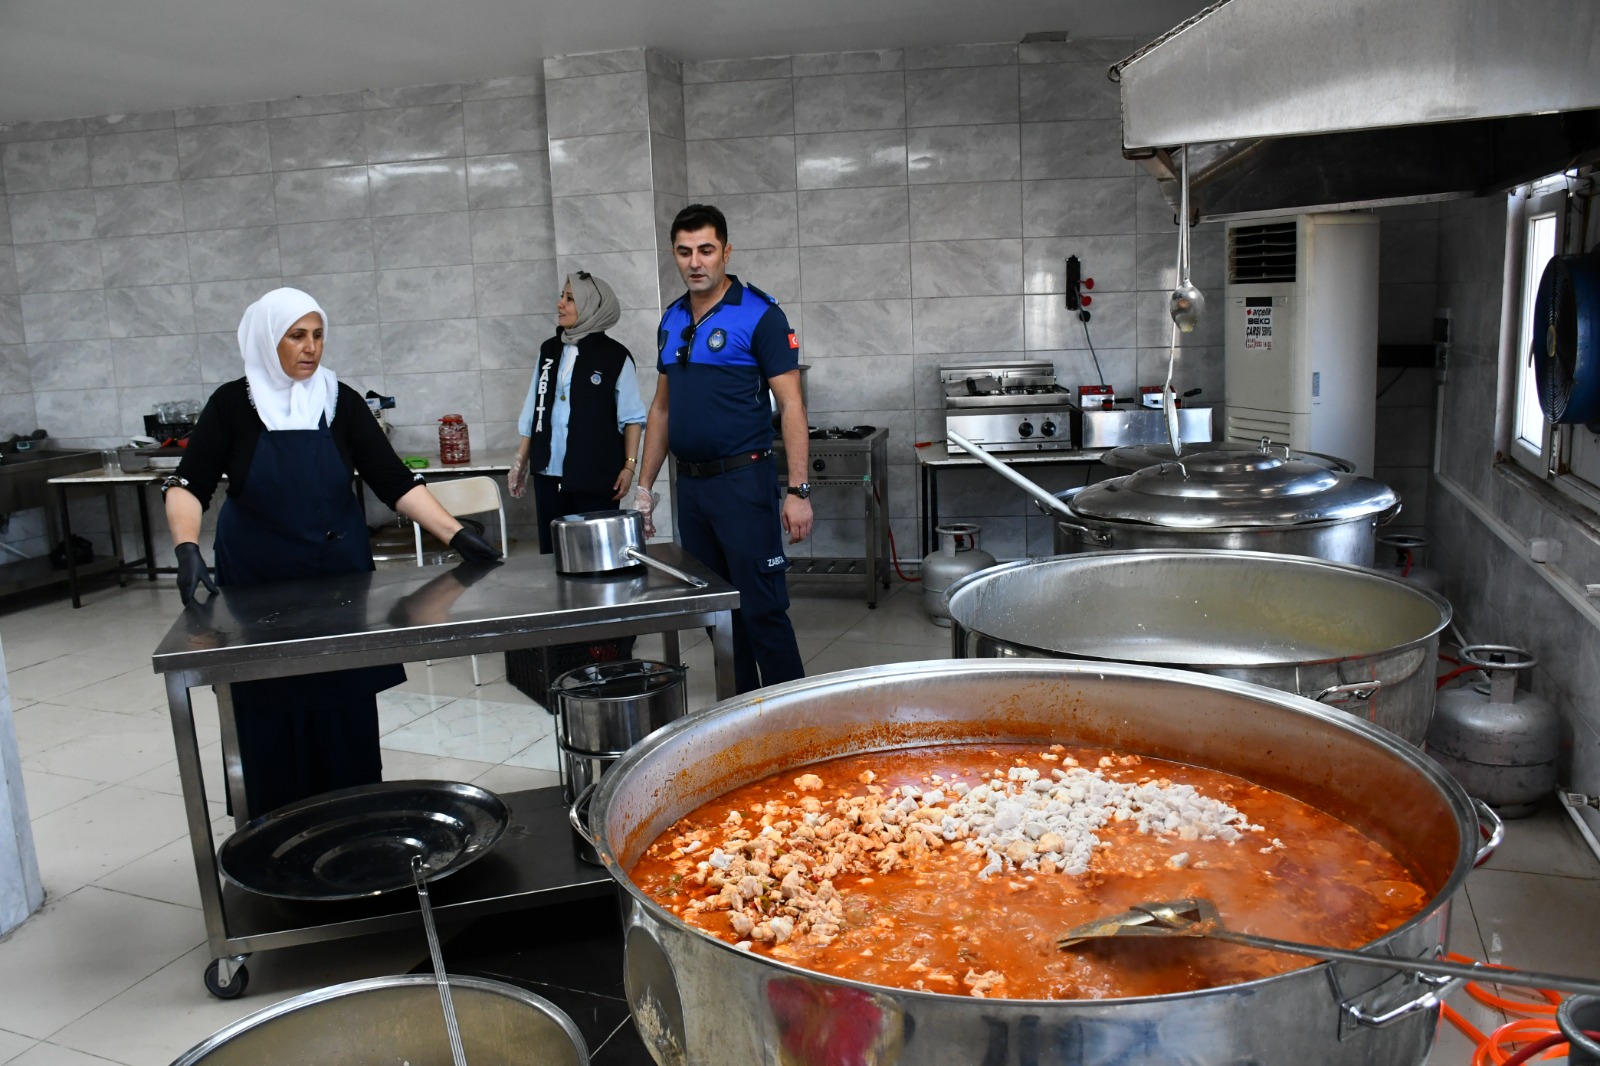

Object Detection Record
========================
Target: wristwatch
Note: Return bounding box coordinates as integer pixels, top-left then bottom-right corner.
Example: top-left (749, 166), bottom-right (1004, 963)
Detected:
top-left (786, 483), bottom-right (812, 499)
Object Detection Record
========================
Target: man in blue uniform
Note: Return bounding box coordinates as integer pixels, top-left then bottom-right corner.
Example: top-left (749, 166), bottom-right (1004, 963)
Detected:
top-left (634, 203), bottom-right (811, 694)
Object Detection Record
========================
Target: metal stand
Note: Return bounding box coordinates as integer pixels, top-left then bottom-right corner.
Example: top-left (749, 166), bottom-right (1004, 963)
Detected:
top-left (152, 548), bottom-right (738, 995)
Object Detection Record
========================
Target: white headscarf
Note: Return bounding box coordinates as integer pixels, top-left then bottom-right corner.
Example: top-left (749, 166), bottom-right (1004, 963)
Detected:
top-left (238, 287), bottom-right (339, 431)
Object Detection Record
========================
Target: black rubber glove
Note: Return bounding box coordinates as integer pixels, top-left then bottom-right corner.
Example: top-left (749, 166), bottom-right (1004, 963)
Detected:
top-left (449, 526), bottom-right (502, 562)
top-left (451, 558), bottom-right (502, 586)
top-left (174, 541), bottom-right (218, 606)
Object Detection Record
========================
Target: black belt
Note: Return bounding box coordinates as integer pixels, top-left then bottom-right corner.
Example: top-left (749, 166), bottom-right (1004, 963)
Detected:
top-left (677, 449), bottom-right (772, 478)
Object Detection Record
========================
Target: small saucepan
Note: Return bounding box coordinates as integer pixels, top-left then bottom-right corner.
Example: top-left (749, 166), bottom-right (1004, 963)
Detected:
top-left (550, 510), bottom-right (707, 588)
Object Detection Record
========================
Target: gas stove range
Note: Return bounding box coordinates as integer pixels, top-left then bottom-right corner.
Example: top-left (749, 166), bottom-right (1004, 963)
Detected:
top-left (941, 360), bottom-right (1080, 451)
top-left (783, 425), bottom-right (886, 480)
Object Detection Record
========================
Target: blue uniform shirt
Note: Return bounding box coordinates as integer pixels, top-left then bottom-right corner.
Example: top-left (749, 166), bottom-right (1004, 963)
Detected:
top-left (656, 276), bottom-right (799, 463)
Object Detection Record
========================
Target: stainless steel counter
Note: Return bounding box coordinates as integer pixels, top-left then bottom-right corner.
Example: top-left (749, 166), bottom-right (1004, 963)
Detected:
top-left (150, 545), bottom-right (739, 997)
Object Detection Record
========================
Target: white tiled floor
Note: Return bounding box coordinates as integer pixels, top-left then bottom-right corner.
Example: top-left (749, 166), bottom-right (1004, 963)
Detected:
top-left (1, 576), bottom-right (1597, 1064)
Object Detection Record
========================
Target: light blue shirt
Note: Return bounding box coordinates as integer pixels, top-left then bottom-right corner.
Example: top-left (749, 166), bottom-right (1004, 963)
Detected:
top-left (518, 343), bottom-right (648, 477)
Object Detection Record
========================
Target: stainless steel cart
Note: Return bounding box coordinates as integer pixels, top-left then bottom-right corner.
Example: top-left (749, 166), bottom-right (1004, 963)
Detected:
top-left (150, 546), bottom-right (737, 998)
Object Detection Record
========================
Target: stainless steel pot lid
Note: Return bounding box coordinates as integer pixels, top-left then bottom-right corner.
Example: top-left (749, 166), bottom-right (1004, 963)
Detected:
top-left (1100, 440), bottom-right (1356, 474)
top-left (1071, 453), bottom-right (1398, 528)
top-left (218, 780), bottom-right (509, 900)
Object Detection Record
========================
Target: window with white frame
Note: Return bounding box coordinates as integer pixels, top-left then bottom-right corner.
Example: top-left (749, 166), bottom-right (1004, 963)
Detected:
top-left (1503, 171), bottom-right (1600, 502)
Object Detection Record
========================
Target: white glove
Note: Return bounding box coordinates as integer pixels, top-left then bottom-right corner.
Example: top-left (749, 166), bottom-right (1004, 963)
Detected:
top-left (633, 486), bottom-right (659, 538)
top-left (508, 454), bottom-right (529, 499)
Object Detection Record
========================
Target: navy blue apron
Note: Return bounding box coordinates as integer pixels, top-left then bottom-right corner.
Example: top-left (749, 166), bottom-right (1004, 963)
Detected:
top-left (214, 420), bottom-right (403, 817)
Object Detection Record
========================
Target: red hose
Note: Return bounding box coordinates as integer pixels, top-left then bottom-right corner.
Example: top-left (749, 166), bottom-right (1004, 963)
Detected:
top-left (873, 485), bottom-right (920, 582)
top-left (1401, 547), bottom-right (1415, 578)
top-left (1440, 653), bottom-right (1462, 665)
top-left (1437, 665), bottom-right (1481, 689)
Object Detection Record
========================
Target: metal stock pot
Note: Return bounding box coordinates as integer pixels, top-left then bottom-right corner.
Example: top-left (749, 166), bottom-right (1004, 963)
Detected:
top-left (1098, 439), bottom-right (1357, 474)
top-left (946, 549), bottom-right (1451, 745)
top-left (1055, 449), bottom-right (1398, 564)
top-left (574, 659), bottom-right (1489, 1066)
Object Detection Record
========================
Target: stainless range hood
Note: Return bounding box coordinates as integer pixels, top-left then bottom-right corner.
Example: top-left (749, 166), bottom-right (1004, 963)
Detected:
top-left (1113, 0), bottom-right (1600, 221)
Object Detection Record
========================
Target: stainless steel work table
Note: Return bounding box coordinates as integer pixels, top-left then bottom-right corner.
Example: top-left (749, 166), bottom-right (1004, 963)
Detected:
top-left (150, 545), bottom-right (738, 997)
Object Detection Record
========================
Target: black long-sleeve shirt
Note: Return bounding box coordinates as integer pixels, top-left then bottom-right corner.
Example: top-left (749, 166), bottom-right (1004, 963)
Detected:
top-left (175, 378), bottom-right (422, 509)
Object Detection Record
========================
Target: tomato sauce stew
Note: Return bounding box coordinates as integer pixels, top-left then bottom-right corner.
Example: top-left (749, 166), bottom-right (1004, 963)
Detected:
top-left (630, 743), bottom-right (1431, 1000)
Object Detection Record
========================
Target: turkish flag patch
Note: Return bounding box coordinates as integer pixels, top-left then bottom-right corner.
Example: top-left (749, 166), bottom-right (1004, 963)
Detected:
top-left (787, 331), bottom-right (799, 349)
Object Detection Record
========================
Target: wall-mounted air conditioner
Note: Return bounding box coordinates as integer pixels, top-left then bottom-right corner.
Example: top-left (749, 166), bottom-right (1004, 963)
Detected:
top-left (1223, 213), bottom-right (1379, 475)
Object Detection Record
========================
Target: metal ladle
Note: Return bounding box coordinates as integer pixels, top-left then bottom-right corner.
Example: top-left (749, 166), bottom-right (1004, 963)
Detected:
top-left (1168, 146), bottom-right (1204, 334)
top-left (1059, 897), bottom-right (1600, 998)
top-left (412, 855), bottom-right (469, 1066)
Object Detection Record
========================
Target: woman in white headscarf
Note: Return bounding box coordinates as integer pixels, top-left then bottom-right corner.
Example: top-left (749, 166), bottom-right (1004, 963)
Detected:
top-left (510, 270), bottom-right (647, 553)
top-left (161, 287), bottom-right (500, 816)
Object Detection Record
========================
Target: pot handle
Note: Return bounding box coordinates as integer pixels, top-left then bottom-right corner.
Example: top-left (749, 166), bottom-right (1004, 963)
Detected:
top-left (1311, 680), bottom-right (1384, 704)
top-left (1055, 517), bottom-right (1111, 547)
top-left (1472, 797), bottom-right (1505, 867)
top-left (1342, 972), bottom-right (1464, 1030)
top-left (1377, 500), bottom-right (1404, 527)
top-left (568, 781), bottom-right (600, 847)
top-left (625, 547), bottom-right (709, 588)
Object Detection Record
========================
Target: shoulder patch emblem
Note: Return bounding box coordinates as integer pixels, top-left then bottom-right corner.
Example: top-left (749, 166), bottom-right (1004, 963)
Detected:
top-left (788, 331), bottom-right (800, 349)
top-left (657, 327), bottom-right (668, 352)
top-left (707, 328), bottom-right (727, 352)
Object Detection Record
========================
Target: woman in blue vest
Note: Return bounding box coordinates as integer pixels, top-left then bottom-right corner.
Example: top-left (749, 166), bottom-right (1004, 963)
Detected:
top-left (509, 271), bottom-right (648, 553)
top-left (163, 287), bottom-right (501, 817)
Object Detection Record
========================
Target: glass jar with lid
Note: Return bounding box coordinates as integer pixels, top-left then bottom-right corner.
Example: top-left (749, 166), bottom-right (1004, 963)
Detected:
top-left (438, 414), bottom-right (471, 465)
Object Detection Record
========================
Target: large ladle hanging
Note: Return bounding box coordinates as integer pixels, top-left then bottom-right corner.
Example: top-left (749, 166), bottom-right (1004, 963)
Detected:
top-left (1058, 897), bottom-right (1600, 998)
top-left (1160, 146), bottom-right (1203, 461)
top-left (1168, 146), bottom-right (1204, 335)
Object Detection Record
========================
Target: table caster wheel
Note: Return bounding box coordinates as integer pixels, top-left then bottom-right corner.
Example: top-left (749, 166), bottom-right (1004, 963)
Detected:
top-left (204, 958), bottom-right (249, 999)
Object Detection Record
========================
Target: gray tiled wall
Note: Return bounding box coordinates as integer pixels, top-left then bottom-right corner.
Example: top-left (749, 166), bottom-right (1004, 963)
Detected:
top-left (675, 40), bottom-right (1227, 562)
top-left (1373, 202), bottom-right (1443, 543)
top-left (0, 75), bottom-right (555, 557)
top-left (1428, 194), bottom-right (1600, 806)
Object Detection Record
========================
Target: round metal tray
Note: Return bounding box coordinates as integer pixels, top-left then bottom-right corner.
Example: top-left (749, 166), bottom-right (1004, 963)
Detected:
top-left (218, 780), bottom-right (510, 901)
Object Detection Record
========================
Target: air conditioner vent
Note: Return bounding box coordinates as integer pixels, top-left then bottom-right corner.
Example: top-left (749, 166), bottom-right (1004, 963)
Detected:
top-left (1228, 222), bottom-right (1297, 283)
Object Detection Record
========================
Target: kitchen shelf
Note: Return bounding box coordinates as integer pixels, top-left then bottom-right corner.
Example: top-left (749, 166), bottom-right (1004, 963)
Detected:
top-left (0, 554), bottom-right (123, 599)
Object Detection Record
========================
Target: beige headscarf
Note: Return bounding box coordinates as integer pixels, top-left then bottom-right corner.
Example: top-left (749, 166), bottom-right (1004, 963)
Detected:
top-left (559, 271), bottom-right (621, 345)
top-left (238, 287), bottom-right (338, 431)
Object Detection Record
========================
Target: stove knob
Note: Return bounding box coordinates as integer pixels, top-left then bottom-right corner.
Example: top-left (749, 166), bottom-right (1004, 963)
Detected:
top-left (1041, 420), bottom-right (1057, 437)
top-left (1017, 421), bottom-right (1034, 438)
top-left (812, 458), bottom-right (826, 473)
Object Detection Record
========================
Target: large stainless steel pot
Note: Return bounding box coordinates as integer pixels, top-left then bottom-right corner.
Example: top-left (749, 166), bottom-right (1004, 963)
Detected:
top-left (1056, 450), bottom-right (1399, 564)
top-left (170, 974), bottom-right (589, 1065)
top-left (576, 659), bottom-right (1489, 1066)
top-left (946, 550), bottom-right (1452, 745)
top-left (1099, 439), bottom-right (1357, 474)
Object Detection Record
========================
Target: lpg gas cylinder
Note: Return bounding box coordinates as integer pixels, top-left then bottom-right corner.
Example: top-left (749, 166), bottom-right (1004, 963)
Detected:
top-left (921, 524), bottom-right (997, 627)
top-left (1376, 532), bottom-right (1447, 596)
top-left (1426, 645), bottom-right (1560, 817)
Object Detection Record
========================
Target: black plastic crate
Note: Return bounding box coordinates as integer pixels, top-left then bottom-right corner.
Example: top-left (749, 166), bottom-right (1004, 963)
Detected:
top-left (505, 637), bottom-right (637, 709)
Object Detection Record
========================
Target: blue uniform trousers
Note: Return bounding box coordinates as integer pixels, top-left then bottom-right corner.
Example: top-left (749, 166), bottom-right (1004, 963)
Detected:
top-left (675, 456), bottom-right (804, 693)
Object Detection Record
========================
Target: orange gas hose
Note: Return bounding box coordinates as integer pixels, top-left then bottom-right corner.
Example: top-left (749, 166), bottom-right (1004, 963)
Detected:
top-left (1440, 952), bottom-right (1593, 1065)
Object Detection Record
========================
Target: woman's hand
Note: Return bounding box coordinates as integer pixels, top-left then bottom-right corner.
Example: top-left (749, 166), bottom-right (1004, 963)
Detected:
top-left (174, 542), bottom-right (218, 605)
top-left (508, 453), bottom-right (529, 498)
top-left (450, 526), bottom-right (502, 562)
top-left (611, 466), bottom-right (632, 501)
